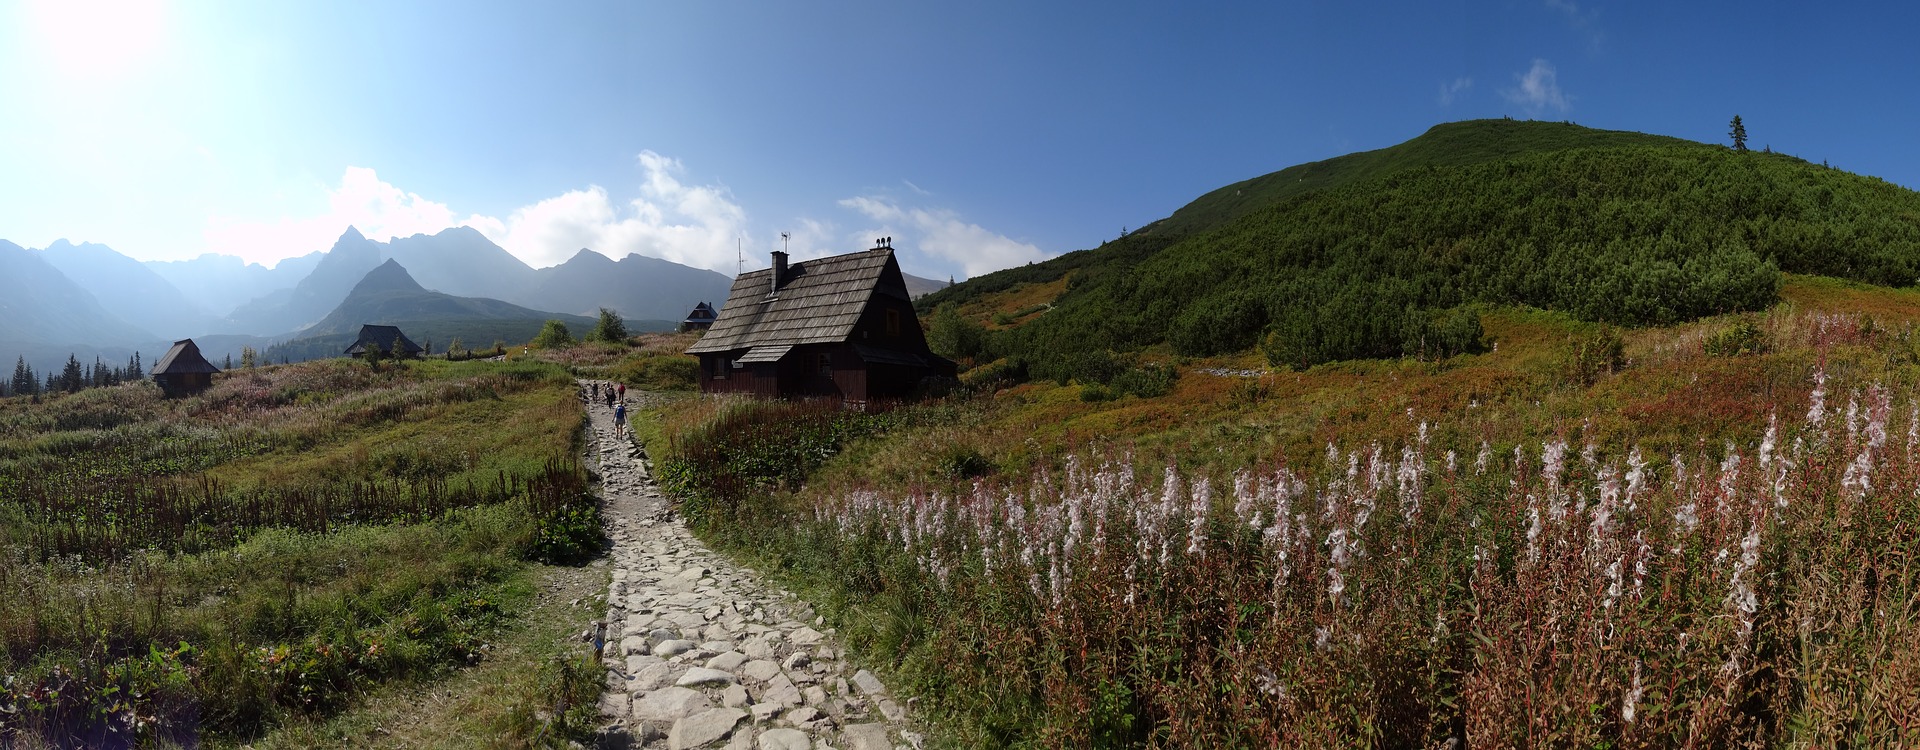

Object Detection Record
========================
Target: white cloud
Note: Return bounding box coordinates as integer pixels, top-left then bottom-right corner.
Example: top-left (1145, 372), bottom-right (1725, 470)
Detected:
top-left (837, 195), bottom-right (1049, 278)
top-left (203, 166), bottom-right (482, 266)
top-left (1501, 59), bottom-right (1571, 115)
top-left (474, 151), bottom-right (748, 271)
top-left (203, 154), bottom-right (752, 271)
top-left (1438, 76), bottom-right (1473, 106)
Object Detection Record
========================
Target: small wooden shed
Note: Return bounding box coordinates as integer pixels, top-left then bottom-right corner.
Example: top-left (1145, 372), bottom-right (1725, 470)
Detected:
top-left (345, 324), bottom-right (424, 358)
top-left (685, 241), bottom-right (954, 403)
top-left (151, 339), bottom-right (220, 397)
top-left (680, 302), bottom-right (719, 332)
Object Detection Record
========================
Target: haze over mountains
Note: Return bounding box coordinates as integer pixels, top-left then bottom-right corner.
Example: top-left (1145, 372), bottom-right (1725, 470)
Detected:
top-left (0, 226), bottom-right (736, 372)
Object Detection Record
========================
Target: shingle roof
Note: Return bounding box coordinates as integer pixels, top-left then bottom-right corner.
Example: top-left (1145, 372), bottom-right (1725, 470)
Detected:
top-left (686, 248), bottom-right (910, 354)
top-left (682, 302), bottom-right (718, 323)
top-left (345, 324), bottom-right (424, 356)
top-left (151, 339), bottom-right (220, 375)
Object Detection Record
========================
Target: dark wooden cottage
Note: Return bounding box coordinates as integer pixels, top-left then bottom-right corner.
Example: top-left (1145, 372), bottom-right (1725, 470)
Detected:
top-left (345, 324), bottom-right (424, 358)
top-left (685, 242), bottom-right (954, 403)
top-left (151, 339), bottom-right (220, 397)
top-left (680, 302), bottom-right (719, 332)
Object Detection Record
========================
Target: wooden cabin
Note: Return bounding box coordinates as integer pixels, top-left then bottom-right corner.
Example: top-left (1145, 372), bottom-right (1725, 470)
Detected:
top-left (680, 301), bottom-right (719, 332)
top-left (685, 241), bottom-right (955, 404)
top-left (345, 324), bottom-right (424, 358)
top-left (151, 339), bottom-right (220, 397)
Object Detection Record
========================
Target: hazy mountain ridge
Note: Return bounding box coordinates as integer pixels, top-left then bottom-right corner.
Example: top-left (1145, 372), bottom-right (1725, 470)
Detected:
top-left (38, 239), bottom-right (217, 340)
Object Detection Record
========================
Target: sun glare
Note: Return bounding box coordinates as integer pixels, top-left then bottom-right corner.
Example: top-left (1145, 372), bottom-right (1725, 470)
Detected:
top-left (24, 0), bottom-right (169, 81)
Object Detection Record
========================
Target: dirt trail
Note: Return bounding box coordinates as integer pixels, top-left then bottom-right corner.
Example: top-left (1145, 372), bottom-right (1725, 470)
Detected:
top-left (581, 384), bottom-right (923, 750)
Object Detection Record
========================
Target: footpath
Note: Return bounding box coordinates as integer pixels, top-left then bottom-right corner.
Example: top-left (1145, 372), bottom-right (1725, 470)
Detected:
top-left (581, 387), bottom-right (925, 750)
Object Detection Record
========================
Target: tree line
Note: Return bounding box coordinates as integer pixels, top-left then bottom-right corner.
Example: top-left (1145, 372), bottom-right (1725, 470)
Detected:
top-left (4, 352), bottom-right (145, 399)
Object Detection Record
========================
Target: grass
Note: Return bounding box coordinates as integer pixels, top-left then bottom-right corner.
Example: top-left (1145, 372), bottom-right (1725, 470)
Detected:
top-left (0, 357), bottom-right (603, 747)
top-left (644, 275), bottom-right (1920, 747)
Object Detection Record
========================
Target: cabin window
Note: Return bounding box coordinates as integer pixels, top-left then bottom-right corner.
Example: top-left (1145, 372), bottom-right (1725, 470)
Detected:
top-left (886, 309), bottom-right (901, 336)
top-left (713, 358), bottom-right (730, 379)
top-left (818, 354), bottom-right (833, 375)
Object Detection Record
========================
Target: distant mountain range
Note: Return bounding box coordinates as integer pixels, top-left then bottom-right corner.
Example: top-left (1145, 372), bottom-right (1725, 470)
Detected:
top-left (2, 224), bottom-right (949, 377)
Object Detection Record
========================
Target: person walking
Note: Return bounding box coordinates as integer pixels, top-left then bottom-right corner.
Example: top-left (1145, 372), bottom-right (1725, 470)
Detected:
top-left (613, 400), bottom-right (628, 439)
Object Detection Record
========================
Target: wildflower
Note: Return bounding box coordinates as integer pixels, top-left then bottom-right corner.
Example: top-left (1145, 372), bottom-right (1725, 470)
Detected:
top-left (1842, 448), bottom-right (1873, 500)
top-left (1475, 441), bottom-right (1491, 474)
top-left (1758, 413), bottom-right (1778, 468)
top-left (1807, 367), bottom-right (1828, 427)
top-left (1326, 567), bottom-right (1346, 606)
top-left (1622, 660), bottom-right (1644, 724)
top-left (1624, 447), bottom-right (1647, 511)
top-left (1396, 444), bottom-right (1423, 524)
top-left (1866, 383), bottom-right (1890, 450)
top-left (1674, 500), bottom-right (1699, 535)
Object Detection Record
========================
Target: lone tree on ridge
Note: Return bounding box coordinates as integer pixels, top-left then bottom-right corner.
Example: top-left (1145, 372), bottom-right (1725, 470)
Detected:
top-left (1729, 115), bottom-right (1748, 152)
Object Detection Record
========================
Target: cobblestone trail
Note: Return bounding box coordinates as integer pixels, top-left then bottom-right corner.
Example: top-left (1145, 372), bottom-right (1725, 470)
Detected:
top-left (582, 386), bottom-right (924, 750)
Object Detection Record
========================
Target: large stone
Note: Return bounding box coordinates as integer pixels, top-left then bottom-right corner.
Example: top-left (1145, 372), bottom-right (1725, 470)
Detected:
top-left (741, 660), bottom-right (782, 683)
top-left (620, 635), bottom-right (650, 656)
top-left (707, 650), bottom-right (749, 672)
top-left (599, 692), bottom-right (631, 717)
top-left (655, 639), bottom-right (698, 658)
top-left (721, 683), bottom-right (751, 708)
top-left (757, 727), bottom-right (812, 750)
top-left (851, 669), bottom-right (886, 696)
top-left (634, 686), bottom-right (711, 723)
top-left (669, 707), bottom-right (747, 750)
top-left (761, 674), bottom-right (803, 707)
top-left (839, 723), bottom-right (891, 750)
top-left (634, 661), bottom-right (681, 692)
top-left (678, 667), bottom-right (737, 687)
top-left (788, 627), bottom-right (826, 646)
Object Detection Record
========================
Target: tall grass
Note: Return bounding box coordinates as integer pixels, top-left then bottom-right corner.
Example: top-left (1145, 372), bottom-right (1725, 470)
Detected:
top-left (0, 358), bottom-right (601, 746)
top-left (788, 367), bottom-right (1920, 746)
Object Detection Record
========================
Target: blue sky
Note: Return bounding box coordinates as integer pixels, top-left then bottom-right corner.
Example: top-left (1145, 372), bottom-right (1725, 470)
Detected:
top-left (3, 1), bottom-right (1916, 281)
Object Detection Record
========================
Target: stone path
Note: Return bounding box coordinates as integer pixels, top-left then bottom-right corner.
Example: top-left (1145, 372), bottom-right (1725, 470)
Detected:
top-left (581, 385), bottom-right (924, 750)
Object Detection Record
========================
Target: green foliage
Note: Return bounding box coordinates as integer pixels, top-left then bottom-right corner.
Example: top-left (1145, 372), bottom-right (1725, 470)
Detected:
top-left (1110, 362), bottom-right (1178, 398)
top-left (359, 340), bottom-right (386, 367)
top-left (1559, 325), bottom-right (1626, 386)
top-left (530, 320), bottom-right (574, 349)
top-left (926, 304), bottom-right (990, 365)
top-left (1730, 114), bottom-right (1749, 152)
top-left (1704, 320), bottom-right (1769, 357)
top-left (587, 307), bottom-right (629, 344)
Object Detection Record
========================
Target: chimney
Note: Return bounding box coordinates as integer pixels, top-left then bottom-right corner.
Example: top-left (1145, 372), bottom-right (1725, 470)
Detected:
top-left (769, 250), bottom-right (789, 295)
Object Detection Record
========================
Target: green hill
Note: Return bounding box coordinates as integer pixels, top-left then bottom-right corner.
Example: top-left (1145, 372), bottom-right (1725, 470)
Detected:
top-left (925, 119), bottom-right (1920, 378)
top-left (263, 260), bottom-right (604, 362)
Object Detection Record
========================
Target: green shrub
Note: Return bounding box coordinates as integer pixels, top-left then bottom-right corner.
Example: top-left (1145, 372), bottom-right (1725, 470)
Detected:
top-left (1110, 363), bottom-right (1177, 398)
top-left (1704, 320), bottom-right (1768, 357)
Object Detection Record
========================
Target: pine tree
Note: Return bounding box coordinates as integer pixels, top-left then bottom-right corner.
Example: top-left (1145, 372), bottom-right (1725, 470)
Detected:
top-left (1729, 115), bottom-right (1748, 153)
top-left (12, 357), bottom-right (37, 396)
top-left (589, 307), bottom-right (628, 343)
top-left (61, 354), bottom-right (84, 393)
top-left (128, 352), bottom-right (144, 380)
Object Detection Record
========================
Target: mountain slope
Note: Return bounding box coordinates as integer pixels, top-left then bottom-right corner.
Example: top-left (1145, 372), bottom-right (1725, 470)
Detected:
top-left (383, 226), bottom-right (536, 300)
top-left (38, 239), bottom-right (215, 339)
top-left (0, 240), bottom-right (156, 346)
top-left (516, 249), bottom-right (733, 320)
top-left (224, 227), bottom-right (384, 334)
top-left (262, 260), bottom-right (599, 362)
top-left (926, 119), bottom-right (1920, 378)
top-left (146, 252), bottom-right (324, 318)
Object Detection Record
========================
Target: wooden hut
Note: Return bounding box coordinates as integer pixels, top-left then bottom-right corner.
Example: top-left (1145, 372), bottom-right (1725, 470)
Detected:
top-left (680, 301), bottom-right (719, 332)
top-left (685, 240), bottom-right (954, 404)
top-left (345, 324), bottom-right (424, 358)
top-left (151, 339), bottom-right (220, 397)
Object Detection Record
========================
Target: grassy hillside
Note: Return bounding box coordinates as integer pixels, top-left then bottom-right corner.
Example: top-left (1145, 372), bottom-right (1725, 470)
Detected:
top-left (923, 119), bottom-right (1920, 380)
top-left (646, 275), bottom-right (1920, 747)
top-left (0, 359), bottom-right (604, 746)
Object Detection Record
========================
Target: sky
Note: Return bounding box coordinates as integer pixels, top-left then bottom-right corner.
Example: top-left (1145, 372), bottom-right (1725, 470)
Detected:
top-left (4, 1), bottom-right (1918, 282)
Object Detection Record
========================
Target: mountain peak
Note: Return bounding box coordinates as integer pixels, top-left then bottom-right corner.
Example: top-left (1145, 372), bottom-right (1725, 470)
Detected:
top-left (339, 226), bottom-right (367, 242)
top-left (348, 259), bottom-right (426, 296)
top-left (563, 248), bottom-right (615, 267)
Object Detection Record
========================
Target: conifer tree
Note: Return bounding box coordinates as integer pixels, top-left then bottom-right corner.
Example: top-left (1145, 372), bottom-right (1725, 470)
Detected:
top-left (1729, 115), bottom-right (1748, 152)
top-left (128, 352), bottom-right (144, 380)
top-left (12, 356), bottom-right (37, 396)
top-left (61, 354), bottom-right (84, 393)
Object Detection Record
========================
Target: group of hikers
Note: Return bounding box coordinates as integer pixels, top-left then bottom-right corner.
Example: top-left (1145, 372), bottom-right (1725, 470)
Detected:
top-left (587, 380), bottom-right (628, 438)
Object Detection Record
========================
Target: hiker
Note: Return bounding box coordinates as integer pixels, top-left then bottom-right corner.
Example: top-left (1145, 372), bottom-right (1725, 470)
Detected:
top-left (617, 383), bottom-right (626, 399)
top-left (605, 387), bottom-right (616, 408)
top-left (591, 382), bottom-right (599, 401)
top-left (613, 400), bottom-right (627, 438)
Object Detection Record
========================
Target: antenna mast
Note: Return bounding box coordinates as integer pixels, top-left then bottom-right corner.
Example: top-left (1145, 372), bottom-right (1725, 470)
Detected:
top-left (736, 236), bottom-right (743, 277)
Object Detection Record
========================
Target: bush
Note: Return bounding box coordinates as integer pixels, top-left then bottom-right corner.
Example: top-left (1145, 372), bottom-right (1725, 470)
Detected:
top-left (530, 320), bottom-right (574, 349)
top-left (1561, 325), bottom-right (1626, 386)
top-left (1704, 320), bottom-right (1768, 357)
top-left (1110, 363), bottom-right (1177, 398)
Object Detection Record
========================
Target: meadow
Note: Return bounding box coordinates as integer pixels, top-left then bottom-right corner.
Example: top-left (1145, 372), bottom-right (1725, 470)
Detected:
top-left (0, 357), bottom-right (603, 747)
top-left (649, 284), bottom-right (1920, 748)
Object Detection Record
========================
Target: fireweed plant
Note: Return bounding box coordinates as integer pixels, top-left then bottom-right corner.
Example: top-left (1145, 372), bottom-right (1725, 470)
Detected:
top-left (668, 362), bottom-right (1920, 747)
